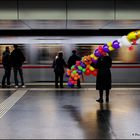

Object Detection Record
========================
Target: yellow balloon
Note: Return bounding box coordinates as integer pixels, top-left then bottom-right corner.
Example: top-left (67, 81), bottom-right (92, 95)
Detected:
top-left (109, 46), bottom-right (114, 51)
top-left (127, 32), bottom-right (137, 41)
top-left (89, 66), bottom-right (95, 71)
top-left (90, 54), bottom-right (94, 58)
top-left (107, 42), bottom-right (112, 48)
top-left (136, 30), bottom-right (140, 38)
top-left (92, 54), bottom-right (98, 60)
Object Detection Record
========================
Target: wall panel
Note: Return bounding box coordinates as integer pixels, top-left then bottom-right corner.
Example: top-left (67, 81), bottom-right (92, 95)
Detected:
top-left (19, 0), bottom-right (66, 20)
top-left (67, 0), bottom-right (114, 20)
top-left (0, 0), bottom-right (17, 19)
top-left (116, 0), bottom-right (140, 20)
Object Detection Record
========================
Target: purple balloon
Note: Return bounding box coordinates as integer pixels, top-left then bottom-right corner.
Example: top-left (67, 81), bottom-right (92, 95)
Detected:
top-left (112, 40), bottom-right (120, 49)
top-left (92, 58), bottom-right (97, 64)
top-left (68, 82), bottom-right (72, 87)
top-left (77, 70), bottom-right (82, 75)
top-left (66, 74), bottom-right (70, 77)
top-left (68, 82), bottom-right (74, 88)
top-left (103, 44), bottom-right (110, 53)
top-left (94, 49), bottom-right (102, 57)
top-left (80, 62), bottom-right (86, 68)
top-left (74, 65), bottom-right (78, 69)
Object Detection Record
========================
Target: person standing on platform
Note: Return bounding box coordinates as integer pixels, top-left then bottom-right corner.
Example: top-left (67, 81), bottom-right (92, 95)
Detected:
top-left (68, 50), bottom-right (81, 88)
top-left (53, 51), bottom-right (67, 88)
top-left (95, 54), bottom-right (112, 103)
top-left (1, 46), bottom-right (11, 88)
top-left (11, 45), bottom-right (26, 88)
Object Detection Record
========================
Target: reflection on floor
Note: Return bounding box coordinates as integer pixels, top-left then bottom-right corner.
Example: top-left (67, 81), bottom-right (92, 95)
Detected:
top-left (0, 88), bottom-right (140, 139)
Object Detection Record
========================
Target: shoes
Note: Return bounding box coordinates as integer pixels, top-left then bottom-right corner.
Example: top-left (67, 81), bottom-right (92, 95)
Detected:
top-left (96, 99), bottom-right (103, 103)
top-left (21, 85), bottom-right (26, 88)
top-left (15, 85), bottom-right (18, 88)
top-left (2, 85), bottom-right (6, 88)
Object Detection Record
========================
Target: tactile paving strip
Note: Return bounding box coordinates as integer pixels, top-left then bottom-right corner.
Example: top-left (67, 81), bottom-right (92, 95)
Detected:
top-left (0, 88), bottom-right (28, 119)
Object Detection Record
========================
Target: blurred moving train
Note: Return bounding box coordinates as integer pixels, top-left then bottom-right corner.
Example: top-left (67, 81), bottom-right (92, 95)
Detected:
top-left (0, 36), bottom-right (140, 84)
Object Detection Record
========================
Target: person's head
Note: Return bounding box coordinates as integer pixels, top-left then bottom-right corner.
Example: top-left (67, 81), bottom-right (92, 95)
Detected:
top-left (14, 44), bottom-right (19, 50)
top-left (58, 51), bottom-right (63, 58)
top-left (5, 46), bottom-right (10, 52)
top-left (72, 50), bottom-right (76, 55)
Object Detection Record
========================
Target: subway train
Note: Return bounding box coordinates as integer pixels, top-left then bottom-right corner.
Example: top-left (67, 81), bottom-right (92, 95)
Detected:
top-left (0, 36), bottom-right (140, 84)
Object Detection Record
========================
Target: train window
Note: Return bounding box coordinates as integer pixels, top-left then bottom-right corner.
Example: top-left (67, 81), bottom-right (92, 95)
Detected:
top-left (0, 44), bottom-right (27, 64)
top-left (37, 44), bottom-right (63, 65)
top-left (75, 44), bottom-right (140, 64)
top-left (0, 45), bottom-right (14, 64)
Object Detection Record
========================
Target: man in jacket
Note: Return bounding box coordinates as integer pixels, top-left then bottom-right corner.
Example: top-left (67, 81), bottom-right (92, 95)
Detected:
top-left (68, 50), bottom-right (81, 88)
top-left (11, 45), bottom-right (25, 88)
top-left (2, 46), bottom-right (11, 88)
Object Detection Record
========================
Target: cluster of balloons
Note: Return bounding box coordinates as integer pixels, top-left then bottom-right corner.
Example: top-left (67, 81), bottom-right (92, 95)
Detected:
top-left (66, 30), bottom-right (140, 87)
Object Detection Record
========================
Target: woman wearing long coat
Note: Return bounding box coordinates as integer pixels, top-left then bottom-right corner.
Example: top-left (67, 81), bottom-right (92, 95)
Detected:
top-left (96, 55), bottom-right (112, 103)
top-left (53, 51), bottom-right (67, 88)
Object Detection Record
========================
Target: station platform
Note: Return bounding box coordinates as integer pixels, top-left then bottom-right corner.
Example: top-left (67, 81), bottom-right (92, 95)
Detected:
top-left (0, 84), bottom-right (140, 139)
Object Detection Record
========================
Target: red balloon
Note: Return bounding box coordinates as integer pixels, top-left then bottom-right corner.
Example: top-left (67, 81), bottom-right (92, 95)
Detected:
top-left (92, 70), bottom-right (98, 76)
top-left (71, 81), bottom-right (75, 85)
top-left (85, 71), bottom-right (90, 76)
top-left (132, 40), bottom-right (137, 45)
top-left (128, 46), bottom-right (134, 51)
top-left (76, 61), bottom-right (81, 66)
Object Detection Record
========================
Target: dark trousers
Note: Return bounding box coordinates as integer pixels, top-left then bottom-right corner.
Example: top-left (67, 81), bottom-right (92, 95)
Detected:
top-left (99, 89), bottom-right (110, 100)
top-left (77, 79), bottom-right (81, 87)
top-left (13, 67), bottom-right (24, 86)
top-left (55, 72), bottom-right (64, 88)
top-left (2, 67), bottom-right (11, 86)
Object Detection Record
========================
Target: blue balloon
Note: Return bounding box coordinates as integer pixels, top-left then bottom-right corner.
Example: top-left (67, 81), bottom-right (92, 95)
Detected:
top-left (66, 74), bottom-right (70, 77)
top-left (68, 82), bottom-right (72, 87)
top-left (94, 49), bottom-right (102, 57)
top-left (112, 40), bottom-right (120, 49)
top-left (92, 58), bottom-right (97, 64)
top-left (77, 70), bottom-right (82, 75)
top-left (103, 44), bottom-right (110, 53)
top-left (80, 62), bottom-right (86, 68)
top-left (68, 82), bottom-right (75, 88)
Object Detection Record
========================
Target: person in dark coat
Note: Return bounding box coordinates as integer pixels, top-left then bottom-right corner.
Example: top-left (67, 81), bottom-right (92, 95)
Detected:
top-left (53, 51), bottom-right (67, 88)
top-left (11, 45), bottom-right (26, 88)
top-left (95, 54), bottom-right (112, 103)
top-left (1, 46), bottom-right (11, 88)
top-left (68, 50), bottom-right (81, 88)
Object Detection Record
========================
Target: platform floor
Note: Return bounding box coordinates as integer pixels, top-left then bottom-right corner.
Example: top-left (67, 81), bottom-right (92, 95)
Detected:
top-left (0, 87), bottom-right (140, 139)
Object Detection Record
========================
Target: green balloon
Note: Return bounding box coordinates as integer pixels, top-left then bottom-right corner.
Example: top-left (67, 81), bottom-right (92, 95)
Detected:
top-left (82, 68), bottom-right (86, 72)
top-left (78, 66), bottom-right (82, 70)
top-left (72, 70), bottom-right (77, 74)
top-left (71, 65), bottom-right (75, 70)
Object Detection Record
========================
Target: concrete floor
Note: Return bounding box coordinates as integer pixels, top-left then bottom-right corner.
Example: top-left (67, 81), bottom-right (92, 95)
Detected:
top-left (0, 88), bottom-right (140, 139)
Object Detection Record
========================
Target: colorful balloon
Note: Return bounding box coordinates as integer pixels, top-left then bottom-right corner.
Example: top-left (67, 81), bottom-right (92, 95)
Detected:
top-left (66, 30), bottom-right (140, 87)
top-left (120, 36), bottom-right (131, 48)
top-left (94, 49), bottom-right (102, 57)
top-left (112, 40), bottom-right (120, 49)
top-left (127, 32), bottom-right (137, 41)
top-left (103, 44), bottom-right (110, 53)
